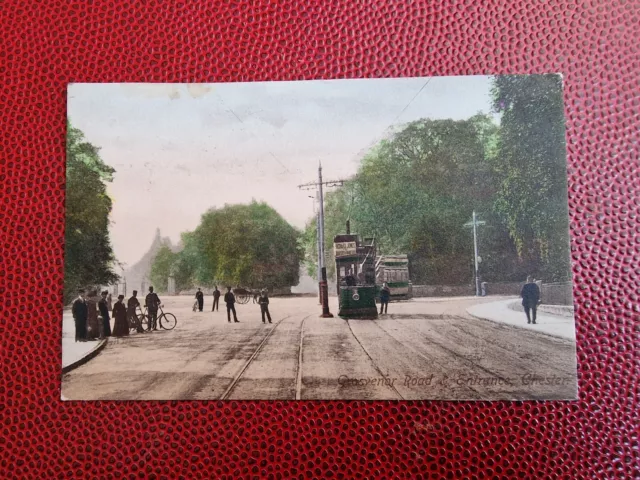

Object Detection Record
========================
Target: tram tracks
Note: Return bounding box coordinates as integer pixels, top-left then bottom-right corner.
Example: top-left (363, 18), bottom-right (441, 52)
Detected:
top-left (219, 313), bottom-right (311, 400)
top-left (346, 319), bottom-right (406, 400)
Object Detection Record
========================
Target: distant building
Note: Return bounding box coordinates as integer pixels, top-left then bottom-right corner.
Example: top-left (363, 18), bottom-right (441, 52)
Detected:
top-left (122, 228), bottom-right (181, 294)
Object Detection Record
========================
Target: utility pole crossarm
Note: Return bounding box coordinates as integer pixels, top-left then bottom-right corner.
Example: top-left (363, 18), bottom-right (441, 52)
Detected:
top-left (297, 180), bottom-right (344, 190)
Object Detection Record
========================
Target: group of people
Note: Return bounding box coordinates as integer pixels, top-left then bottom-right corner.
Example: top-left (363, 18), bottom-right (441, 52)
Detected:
top-left (194, 286), bottom-right (273, 324)
top-left (71, 286), bottom-right (164, 342)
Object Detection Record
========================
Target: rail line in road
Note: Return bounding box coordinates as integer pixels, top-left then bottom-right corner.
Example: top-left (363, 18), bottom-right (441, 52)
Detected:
top-left (218, 315), bottom-right (291, 399)
top-left (384, 315), bottom-right (514, 385)
top-left (219, 314), bottom-right (312, 400)
top-left (295, 316), bottom-right (308, 400)
top-left (367, 317), bottom-right (484, 399)
top-left (346, 319), bottom-right (406, 400)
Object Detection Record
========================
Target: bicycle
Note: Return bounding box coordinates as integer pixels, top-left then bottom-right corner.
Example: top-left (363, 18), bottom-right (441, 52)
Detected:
top-left (128, 307), bottom-right (145, 334)
top-left (137, 305), bottom-right (177, 331)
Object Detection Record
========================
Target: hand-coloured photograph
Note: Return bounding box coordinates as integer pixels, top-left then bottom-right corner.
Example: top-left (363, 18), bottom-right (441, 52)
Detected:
top-left (62, 75), bottom-right (577, 400)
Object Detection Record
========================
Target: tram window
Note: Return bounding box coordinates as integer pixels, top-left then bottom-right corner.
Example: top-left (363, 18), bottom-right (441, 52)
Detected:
top-left (340, 267), bottom-right (345, 277)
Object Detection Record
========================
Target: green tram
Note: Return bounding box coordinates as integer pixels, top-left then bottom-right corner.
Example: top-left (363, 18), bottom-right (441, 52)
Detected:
top-left (375, 255), bottom-right (413, 300)
top-left (333, 232), bottom-right (379, 319)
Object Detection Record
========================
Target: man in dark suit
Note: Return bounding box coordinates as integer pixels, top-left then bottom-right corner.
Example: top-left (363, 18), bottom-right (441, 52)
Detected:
top-left (72, 289), bottom-right (88, 342)
top-left (211, 286), bottom-right (221, 312)
top-left (379, 282), bottom-right (391, 314)
top-left (224, 287), bottom-right (239, 323)
top-left (520, 276), bottom-right (541, 324)
top-left (195, 288), bottom-right (204, 312)
top-left (145, 286), bottom-right (161, 331)
top-left (258, 289), bottom-right (272, 324)
top-left (127, 290), bottom-right (144, 333)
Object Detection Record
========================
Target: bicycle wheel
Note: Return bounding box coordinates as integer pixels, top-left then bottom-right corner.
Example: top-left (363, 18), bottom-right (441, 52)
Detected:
top-left (137, 314), bottom-right (148, 329)
top-left (159, 313), bottom-right (177, 330)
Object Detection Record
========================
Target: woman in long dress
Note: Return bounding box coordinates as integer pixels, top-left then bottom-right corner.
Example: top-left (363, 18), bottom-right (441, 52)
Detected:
top-left (98, 291), bottom-right (112, 337)
top-left (111, 295), bottom-right (129, 337)
top-left (86, 290), bottom-right (100, 340)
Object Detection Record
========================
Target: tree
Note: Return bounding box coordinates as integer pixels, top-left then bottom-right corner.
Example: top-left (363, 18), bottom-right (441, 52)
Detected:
top-left (149, 244), bottom-right (176, 293)
top-left (192, 201), bottom-right (303, 289)
top-left (172, 232), bottom-right (198, 291)
top-left (491, 74), bottom-right (571, 281)
top-left (304, 114), bottom-right (514, 285)
top-left (64, 122), bottom-right (119, 303)
top-left (300, 216), bottom-right (319, 280)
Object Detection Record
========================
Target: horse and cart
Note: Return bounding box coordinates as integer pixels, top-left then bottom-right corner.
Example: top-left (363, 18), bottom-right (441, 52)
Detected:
top-left (231, 287), bottom-right (257, 304)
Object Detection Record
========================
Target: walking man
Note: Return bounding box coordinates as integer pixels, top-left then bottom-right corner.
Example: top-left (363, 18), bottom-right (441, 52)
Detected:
top-left (520, 276), bottom-right (541, 324)
top-left (127, 290), bottom-right (144, 333)
top-left (98, 290), bottom-right (112, 337)
top-left (145, 286), bottom-right (161, 331)
top-left (72, 289), bottom-right (88, 342)
top-left (211, 286), bottom-right (221, 312)
top-left (258, 289), bottom-right (272, 324)
top-left (224, 287), bottom-right (239, 323)
top-left (379, 282), bottom-right (391, 314)
top-left (195, 288), bottom-right (204, 312)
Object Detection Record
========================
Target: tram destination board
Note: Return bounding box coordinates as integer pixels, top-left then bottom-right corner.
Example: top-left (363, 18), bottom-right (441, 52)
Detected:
top-left (334, 241), bottom-right (357, 258)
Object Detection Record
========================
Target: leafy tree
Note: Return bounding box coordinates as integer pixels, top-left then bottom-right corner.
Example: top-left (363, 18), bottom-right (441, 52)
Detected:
top-left (172, 201), bottom-right (303, 289)
top-left (491, 74), bottom-right (571, 281)
top-left (300, 216), bottom-right (319, 280)
top-left (149, 244), bottom-right (176, 293)
top-left (304, 114), bottom-right (512, 285)
top-left (64, 122), bottom-right (119, 303)
top-left (172, 232), bottom-right (198, 291)
top-left (150, 203), bottom-right (302, 291)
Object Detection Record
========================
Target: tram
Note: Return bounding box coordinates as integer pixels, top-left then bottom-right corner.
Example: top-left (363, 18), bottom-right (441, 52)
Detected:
top-left (375, 255), bottom-right (413, 300)
top-left (333, 229), bottom-right (379, 319)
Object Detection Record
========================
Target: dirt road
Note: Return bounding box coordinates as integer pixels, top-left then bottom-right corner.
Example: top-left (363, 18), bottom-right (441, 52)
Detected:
top-left (61, 296), bottom-right (577, 400)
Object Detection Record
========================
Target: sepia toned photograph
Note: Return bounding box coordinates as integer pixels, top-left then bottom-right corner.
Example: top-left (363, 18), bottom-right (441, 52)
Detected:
top-left (62, 75), bottom-right (577, 401)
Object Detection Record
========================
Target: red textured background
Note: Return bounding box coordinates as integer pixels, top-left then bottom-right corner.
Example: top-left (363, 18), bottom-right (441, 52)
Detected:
top-left (1, 0), bottom-right (638, 478)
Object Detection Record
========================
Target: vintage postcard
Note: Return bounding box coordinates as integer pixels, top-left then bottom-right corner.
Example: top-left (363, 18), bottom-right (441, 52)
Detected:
top-left (62, 75), bottom-right (577, 400)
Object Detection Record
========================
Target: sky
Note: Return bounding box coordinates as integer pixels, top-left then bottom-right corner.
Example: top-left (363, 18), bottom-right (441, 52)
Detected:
top-left (68, 76), bottom-right (498, 267)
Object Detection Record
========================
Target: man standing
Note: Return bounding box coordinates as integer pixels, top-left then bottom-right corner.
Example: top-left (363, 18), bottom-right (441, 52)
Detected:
top-left (145, 286), bottom-right (161, 331)
top-left (520, 276), bottom-right (541, 324)
top-left (72, 289), bottom-right (88, 342)
top-left (211, 286), bottom-right (221, 312)
top-left (258, 289), bottom-right (272, 324)
top-left (195, 288), bottom-right (204, 312)
top-left (224, 287), bottom-right (239, 323)
top-left (98, 291), bottom-right (112, 337)
top-left (379, 282), bottom-right (391, 314)
top-left (127, 290), bottom-right (144, 333)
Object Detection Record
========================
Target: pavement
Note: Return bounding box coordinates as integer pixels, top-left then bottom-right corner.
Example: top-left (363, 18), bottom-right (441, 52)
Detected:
top-left (61, 309), bottom-right (108, 371)
top-left (61, 295), bottom-right (578, 401)
top-left (466, 297), bottom-right (577, 340)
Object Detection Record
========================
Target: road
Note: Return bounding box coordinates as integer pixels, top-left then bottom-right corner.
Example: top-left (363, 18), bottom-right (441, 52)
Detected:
top-left (61, 295), bottom-right (578, 400)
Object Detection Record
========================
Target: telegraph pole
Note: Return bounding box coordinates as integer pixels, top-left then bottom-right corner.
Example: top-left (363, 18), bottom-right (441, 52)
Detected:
top-left (308, 192), bottom-right (322, 304)
top-left (298, 163), bottom-right (345, 317)
top-left (464, 211), bottom-right (486, 296)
